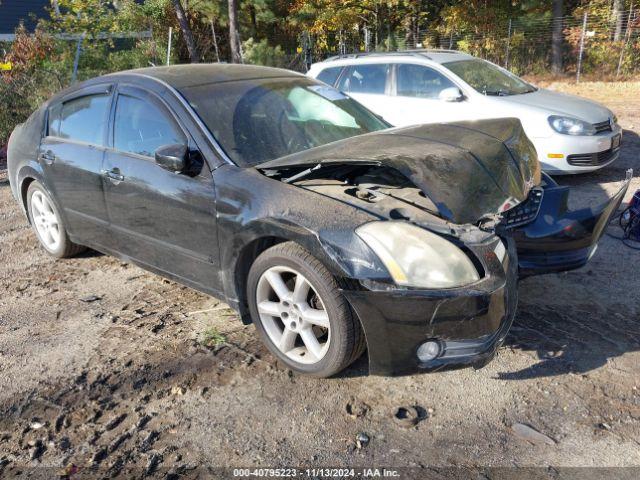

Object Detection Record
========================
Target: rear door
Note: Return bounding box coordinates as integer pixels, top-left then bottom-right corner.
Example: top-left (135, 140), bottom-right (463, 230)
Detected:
top-left (336, 63), bottom-right (393, 122)
top-left (102, 84), bottom-right (221, 294)
top-left (39, 84), bottom-right (113, 246)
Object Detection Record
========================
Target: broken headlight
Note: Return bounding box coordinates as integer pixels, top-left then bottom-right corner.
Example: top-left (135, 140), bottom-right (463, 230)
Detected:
top-left (355, 221), bottom-right (480, 288)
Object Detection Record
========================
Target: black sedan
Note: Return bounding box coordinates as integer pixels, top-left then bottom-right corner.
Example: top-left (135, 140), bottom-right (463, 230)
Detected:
top-left (7, 65), bottom-right (631, 377)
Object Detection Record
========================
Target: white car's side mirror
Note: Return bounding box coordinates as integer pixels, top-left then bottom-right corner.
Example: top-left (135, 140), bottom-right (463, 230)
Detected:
top-left (439, 87), bottom-right (464, 102)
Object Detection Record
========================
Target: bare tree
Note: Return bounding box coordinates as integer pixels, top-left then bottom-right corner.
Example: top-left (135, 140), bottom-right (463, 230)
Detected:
top-left (171, 0), bottom-right (199, 63)
top-left (228, 0), bottom-right (242, 63)
top-left (551, 0), bottom-right (563, 74)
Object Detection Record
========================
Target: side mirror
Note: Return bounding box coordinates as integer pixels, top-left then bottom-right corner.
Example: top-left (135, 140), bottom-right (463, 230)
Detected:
top-left (155, 144), bottom-right (189, 172)
top-left (439, 87), bottom-right (464, 102)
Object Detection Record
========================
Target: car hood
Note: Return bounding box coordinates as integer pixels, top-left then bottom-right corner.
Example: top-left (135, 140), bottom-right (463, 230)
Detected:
top-left (498, 88), bottom-right (612, 123)
top-left (258, 118), bottom-right (541, 225)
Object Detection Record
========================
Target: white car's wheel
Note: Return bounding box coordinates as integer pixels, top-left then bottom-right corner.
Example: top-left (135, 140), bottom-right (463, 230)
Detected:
top-left (26, 181), bottom-right (85, 258)
top-left (247, 242), bottom-right (366, 377)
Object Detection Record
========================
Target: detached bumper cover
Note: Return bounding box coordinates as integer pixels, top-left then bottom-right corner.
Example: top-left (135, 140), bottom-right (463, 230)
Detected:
top-left (514, 169), bottom-right (632, 276)
top-left (343, 238), bottom-right (518, 376)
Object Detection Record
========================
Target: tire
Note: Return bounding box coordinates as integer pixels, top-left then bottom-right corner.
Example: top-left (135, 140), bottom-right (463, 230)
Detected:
top-left (247, 241), bottom-right (366, 378)
top-left (26, 181), bottom-right (85, 258)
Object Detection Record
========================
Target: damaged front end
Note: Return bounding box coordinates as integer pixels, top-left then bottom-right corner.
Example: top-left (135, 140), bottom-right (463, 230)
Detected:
top-left (256, 119), bottom-right (630, 375)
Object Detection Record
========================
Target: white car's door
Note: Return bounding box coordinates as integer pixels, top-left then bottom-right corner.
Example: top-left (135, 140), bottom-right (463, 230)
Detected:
top-left (385, 63), bottom-right (478, 127)
top-left (336, 64), bottom-right (395, 122)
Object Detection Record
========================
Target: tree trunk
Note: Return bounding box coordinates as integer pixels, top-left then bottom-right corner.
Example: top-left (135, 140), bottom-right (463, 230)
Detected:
top-left (551, 0), bottom-right (563, 74)
top-left (228, 0), bottom-right (242, 63)
top-left (172, 0), bottom-right (199, 63)
top-left (613, 0), bottom-right (624, 41)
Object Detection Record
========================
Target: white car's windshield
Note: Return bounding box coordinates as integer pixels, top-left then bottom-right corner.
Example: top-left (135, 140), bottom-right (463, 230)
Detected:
top-left (443, 59), bottom-right (536, 96)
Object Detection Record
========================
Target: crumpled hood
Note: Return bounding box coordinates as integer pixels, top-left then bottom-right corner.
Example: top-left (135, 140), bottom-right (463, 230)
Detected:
top-left (499, 88), bottom-right (612, 123)
top-left (258, 118), bottom-right (541, 225)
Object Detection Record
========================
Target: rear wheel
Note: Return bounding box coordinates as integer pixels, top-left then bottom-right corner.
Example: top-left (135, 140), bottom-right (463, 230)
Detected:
top-left (247, 242), bottom-right (365, 377)
top-left (26, 181), bottom-right (85, 258)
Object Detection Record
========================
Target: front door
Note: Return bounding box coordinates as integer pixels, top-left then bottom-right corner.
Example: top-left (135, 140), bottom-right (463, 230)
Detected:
top-left (336, 63), bottom-right (394, 123)
top-left (388, 64), bottom-right (472, 127)
top-left (39, 85), bottom-right (113, 246)
top-left (102, 85), bottom-right (221, 295)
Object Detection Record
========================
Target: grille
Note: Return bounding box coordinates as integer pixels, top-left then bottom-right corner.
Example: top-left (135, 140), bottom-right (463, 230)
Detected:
top-left (593, 120), bottom-right (612, 133)
top-left (501, 187), bottom-right (543, 229)
top-left (567, 146), bottom-right (619, 166)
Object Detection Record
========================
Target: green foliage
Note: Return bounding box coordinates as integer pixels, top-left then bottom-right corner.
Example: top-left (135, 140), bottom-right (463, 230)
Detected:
top-left (199, 327), bottom-right (226, 348)
top-left (242, 37), bottom-right (286, 67)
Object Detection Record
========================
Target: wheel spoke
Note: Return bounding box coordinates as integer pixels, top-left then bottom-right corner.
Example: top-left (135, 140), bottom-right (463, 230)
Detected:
top-left (265, 270), bottom-right (291, 301)
top-left (300, 327), bottom-right (322, 360)
top-left (32, 194), bottom-right (44, 216)
top-left (49, 224), bottom-right (60, 244)
top-left (43, 228), bottom-right (55, 246)
top-left (292, 274), bottom-right (310, 303)
top-left (44, 212), bottom-right (57, 225)
top-left (301, 307), bottom-right (330, 328)
top-left (257, 300), bottom-right (280, 317)
top-left (279, 328), bottom-right (297, 352)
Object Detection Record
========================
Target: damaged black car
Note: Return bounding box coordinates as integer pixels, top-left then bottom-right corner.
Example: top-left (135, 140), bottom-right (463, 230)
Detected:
top-left (7, 65), bottom-right (631, 377)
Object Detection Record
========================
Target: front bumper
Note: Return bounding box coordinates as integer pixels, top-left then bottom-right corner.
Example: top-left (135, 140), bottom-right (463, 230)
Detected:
top-left (342, 238), bottom-right (518, 376)
top-left (534, 125), bottom-right (622, 174)
top-left (514, 169), bottom-right (632, 276)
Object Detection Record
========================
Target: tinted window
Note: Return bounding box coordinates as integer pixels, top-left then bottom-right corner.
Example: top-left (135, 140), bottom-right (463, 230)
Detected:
top-left (396, 64), bottom-right (457, 99)
top-left (56, 95), bottom-right (110, 145)
top-left (180, 78), bottom-right (388, 166)
top-left (338, 64), bottom-right (389, 94)
top-left (114, 95), bottom-right (186, 157)
top-left (48, 103), bottom-right (62, 137)
top-left (316, 66), bottom-right (342, 86)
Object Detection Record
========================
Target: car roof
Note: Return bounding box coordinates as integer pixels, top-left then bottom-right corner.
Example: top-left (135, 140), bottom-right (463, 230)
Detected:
top-left (316, 49), bottom-right (475, 68)
top-left (109, 63), bottom-right (305, 89)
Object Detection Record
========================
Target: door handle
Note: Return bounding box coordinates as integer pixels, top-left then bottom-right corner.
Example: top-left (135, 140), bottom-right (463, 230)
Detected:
top-left (101, 168), bottom-right (125, 182)
top-left (39, 150), bottom-right (56, 165)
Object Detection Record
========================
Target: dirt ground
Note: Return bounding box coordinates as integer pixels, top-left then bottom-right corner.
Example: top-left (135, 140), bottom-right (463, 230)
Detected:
top-left (1, 82), bottom-right (639, 479)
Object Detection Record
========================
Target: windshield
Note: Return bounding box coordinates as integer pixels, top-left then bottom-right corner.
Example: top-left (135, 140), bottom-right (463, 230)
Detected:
top-left (442, 59), bottom-right (536, 96)
top-left (179, 77), bottom-right (389, 166)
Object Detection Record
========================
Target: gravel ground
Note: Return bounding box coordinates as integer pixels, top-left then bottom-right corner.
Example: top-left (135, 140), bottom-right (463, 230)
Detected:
top-left (0, 82), bottom-right (639, 478)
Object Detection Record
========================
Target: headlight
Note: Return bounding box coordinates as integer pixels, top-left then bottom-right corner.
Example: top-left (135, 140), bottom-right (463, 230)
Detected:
top-left (548, 115), bottom-right (595, 135)
top-left (355, 221), bottom-right (480, 288)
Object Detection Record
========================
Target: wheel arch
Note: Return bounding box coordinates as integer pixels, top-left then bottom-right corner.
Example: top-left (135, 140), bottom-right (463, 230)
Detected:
top-left (232, 235), bottom-right (289, 324)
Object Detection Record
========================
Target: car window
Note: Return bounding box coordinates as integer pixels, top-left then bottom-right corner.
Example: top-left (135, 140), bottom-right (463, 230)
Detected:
top-left (396, 64), bottom-right (457, 99)
top-left (316, 66), bottom-right (343, 87)
top-left (180, 77), bottom-right (389, 166)
top-left (442, 59), bottom-right (535, 96)
top-left (114, 94), bottom-right (187, 157)
top-left (54, 94), bottom-right (110, 145)
top-left (338, 64), bottom-right (389, 95)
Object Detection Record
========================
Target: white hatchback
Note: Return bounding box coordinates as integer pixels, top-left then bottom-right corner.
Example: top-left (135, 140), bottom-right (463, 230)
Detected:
top-left (307, 51), bottom-right (622, 174)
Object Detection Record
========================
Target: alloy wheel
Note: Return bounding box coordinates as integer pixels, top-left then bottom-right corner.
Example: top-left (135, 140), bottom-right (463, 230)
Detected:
top-left (255, 266), bottom-right (331, 364)
top-left (30, 190), bottom-right (61, 251)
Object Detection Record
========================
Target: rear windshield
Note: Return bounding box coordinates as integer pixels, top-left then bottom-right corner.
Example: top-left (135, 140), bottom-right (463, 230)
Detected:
top-left (179, 77), bottom-right (388, 167)
top-left (443, 59), bottom-right (536, 96)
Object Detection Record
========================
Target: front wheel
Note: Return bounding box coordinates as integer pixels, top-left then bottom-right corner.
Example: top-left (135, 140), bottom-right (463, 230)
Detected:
top-left (26, 181), bottom-right (85, 258)
top-left (247, 242), bottom-right (365, 377)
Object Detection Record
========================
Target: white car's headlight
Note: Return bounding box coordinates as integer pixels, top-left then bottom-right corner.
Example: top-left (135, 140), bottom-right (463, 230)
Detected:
top-left (548, 115), bottom-right (596, 135)
top-left (355, 221), bottom-right (480, 289)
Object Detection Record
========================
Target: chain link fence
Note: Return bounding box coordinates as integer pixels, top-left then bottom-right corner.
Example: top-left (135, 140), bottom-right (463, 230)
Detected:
top-left (301, 9), bottom-right (640, 80)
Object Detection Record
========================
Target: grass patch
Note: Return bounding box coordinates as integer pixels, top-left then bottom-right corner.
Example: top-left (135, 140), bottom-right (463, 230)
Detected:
top-left (200, 327), bottom-right (226, 348)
